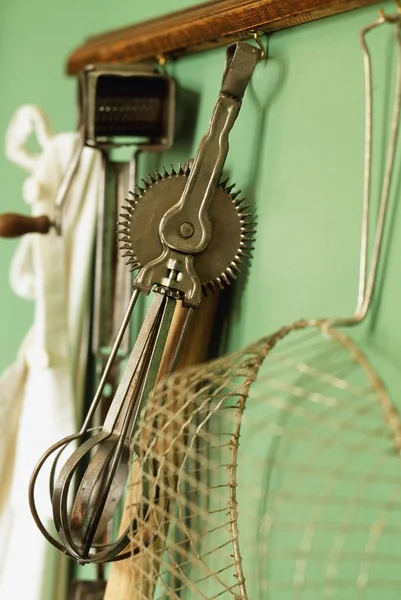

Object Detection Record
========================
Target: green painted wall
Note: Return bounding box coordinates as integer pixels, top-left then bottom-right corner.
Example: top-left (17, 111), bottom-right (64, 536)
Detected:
top-left (1, 0), bottom-right (401, 597)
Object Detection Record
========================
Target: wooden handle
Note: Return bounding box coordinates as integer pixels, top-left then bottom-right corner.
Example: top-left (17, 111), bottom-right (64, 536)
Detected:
top-left (0, 213), bottom-right (52, 237)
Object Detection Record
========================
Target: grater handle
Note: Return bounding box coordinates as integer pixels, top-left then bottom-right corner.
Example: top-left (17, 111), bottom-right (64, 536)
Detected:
top-left (0, 212), bottom-right (52, 237)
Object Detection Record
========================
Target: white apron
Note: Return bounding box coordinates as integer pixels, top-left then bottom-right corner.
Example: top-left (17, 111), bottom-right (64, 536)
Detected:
top-left (0, 105), bottom-right (101, 600)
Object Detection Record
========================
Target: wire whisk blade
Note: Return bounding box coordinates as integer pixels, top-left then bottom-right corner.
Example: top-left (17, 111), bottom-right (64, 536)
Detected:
top-left (29, 292), bottom-right (175, 564)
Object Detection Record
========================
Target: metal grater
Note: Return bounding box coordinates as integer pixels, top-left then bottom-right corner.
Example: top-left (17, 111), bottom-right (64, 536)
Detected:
top-left (88, 62), bottom-right (176, 364)
top-left (79, 64), bottom-right (175, 149)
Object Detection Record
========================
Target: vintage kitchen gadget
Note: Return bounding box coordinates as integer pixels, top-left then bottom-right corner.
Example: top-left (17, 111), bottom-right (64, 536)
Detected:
top-left (29, 41), bottom-right (260, 564)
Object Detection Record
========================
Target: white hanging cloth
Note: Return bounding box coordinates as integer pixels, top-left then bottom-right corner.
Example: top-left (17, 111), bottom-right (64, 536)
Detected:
top-left (0, 105), bottom-right (101, 600)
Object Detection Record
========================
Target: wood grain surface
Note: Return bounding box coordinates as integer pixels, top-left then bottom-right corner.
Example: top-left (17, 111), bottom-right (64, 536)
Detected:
top-left (67, 0), bottom-right (380, 74)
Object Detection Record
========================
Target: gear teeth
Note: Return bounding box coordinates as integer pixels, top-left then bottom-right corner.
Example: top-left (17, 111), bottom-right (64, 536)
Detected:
top-left (215, 277), bottom-right (225, 290)
top-left (118, 165), bottom-right (256, 289)
top-left (126, 260), bottom-right (141, 271)
top-left (198, 177), bottom-right (256, 292)
top-left (126, 257), bottom-right (138, 265)
top-left (204, 281), bottom-right (216, 294)
top-left (221, 272), bottom-right (230, 286)
top-left (120, 206), bottom-right (132, 215)
top-left (226, 267), bottom-right (237, 280)
top-left (125, 198), bottom-right (136, 209)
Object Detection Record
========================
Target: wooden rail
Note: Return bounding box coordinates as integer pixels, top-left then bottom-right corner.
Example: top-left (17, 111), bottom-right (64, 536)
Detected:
top-left (67, 0), bottom-right (381, 74)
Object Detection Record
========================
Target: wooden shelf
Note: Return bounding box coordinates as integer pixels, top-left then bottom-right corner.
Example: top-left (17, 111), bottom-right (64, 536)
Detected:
top-left (67, 0), bottom-right (381, 74)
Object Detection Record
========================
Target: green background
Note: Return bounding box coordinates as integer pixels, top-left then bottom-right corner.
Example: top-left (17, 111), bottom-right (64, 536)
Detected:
top-left (1, 1), bottom-right (401, 598)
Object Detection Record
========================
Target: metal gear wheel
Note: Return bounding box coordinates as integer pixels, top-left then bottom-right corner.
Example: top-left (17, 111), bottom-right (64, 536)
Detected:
top-left (118, 163), bottom-right (255, 292)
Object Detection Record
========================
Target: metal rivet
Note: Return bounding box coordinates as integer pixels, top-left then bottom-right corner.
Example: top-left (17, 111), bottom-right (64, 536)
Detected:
top-left (178, 221), bottom-right (194, 238)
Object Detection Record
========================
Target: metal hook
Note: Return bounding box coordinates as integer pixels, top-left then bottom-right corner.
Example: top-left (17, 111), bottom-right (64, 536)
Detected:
top-left (156, 53), bottom-right (168, 75)
top-left (249, 31), bottom-right (266, 61)
top-left (378, 0), bottom-right (401, 23)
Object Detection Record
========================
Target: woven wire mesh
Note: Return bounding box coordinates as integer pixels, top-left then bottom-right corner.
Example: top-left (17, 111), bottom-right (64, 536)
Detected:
top-left (127, 320), bottom-right (401, 599)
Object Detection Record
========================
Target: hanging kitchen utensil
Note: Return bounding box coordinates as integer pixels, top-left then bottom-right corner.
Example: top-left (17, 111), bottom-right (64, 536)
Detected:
top-left (29, 41), bottom-right (260, 564)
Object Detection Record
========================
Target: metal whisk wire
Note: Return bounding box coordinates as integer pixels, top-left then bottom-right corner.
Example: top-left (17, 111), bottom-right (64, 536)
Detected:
top-left (28, 289), bottom-right (147, 561)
